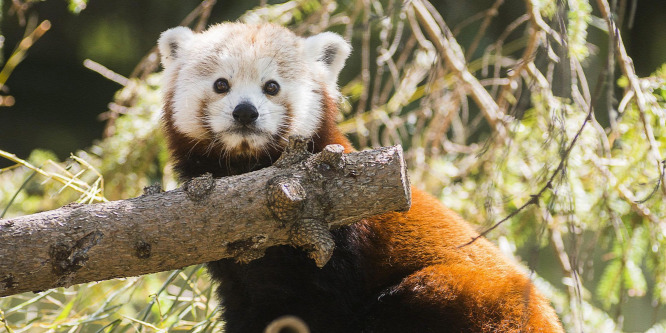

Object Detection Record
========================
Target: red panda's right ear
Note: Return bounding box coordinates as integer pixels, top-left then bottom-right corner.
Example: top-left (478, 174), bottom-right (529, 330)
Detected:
top-left (158, 27), bottom-right (194, 68)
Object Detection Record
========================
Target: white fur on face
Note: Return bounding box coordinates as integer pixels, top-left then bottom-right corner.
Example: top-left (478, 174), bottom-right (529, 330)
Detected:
top-left (158, 23), bottom-right (350, 154)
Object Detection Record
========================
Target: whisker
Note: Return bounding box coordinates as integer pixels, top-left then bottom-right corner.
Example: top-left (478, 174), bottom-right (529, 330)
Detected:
top-left (186, 138), bottom-right (203, 159)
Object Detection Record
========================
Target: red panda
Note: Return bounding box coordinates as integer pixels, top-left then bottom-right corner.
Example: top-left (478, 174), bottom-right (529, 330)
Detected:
top-left (157, 23), bottom-right (563, 333)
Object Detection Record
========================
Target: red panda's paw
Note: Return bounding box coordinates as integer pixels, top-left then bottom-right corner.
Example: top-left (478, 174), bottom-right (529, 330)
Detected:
top-left (363, 263), bottom-right (563, 333)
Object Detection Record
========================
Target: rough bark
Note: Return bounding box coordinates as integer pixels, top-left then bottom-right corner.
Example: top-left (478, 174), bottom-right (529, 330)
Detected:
top-left (0, 137), bottom-right (411, 297)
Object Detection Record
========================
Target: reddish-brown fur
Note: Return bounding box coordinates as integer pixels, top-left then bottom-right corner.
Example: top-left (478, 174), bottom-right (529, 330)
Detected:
top-left (357, 190), bottom-right (562, 332)
top-left (163, 67), bottom-right (563, 333)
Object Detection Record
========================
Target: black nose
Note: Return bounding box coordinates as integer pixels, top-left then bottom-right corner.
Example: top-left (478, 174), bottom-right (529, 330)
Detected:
top-left (232, 103), bottom-right (259, 126)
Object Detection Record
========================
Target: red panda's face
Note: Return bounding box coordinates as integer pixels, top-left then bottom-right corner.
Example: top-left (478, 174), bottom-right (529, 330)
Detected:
top-left (158, 23), bottom-right (350, 157)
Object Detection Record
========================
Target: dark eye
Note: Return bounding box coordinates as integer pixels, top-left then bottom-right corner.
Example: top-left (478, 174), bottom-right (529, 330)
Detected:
top-left (263, 80), bottom-right (280, 96)
top-left (213, 78), bottom-right (230, 93)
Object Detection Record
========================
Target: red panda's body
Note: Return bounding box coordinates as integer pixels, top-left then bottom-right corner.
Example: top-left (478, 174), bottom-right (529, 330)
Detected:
top-left (158, 23), bottom-right (563, 332)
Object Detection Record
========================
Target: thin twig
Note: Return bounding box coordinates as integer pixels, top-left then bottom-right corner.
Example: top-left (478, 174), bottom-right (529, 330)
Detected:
top-left (83, 59), bottom-right (129, 86)
top-left (464, 0), bottom-right (505, 61)
top-left (354, 0), bottom-right (372, 148)
top-left (0, 171), bottom-right (37, 219)
top-left (494, 6), bottom-right (542, 112)
top-left (0, 20), bottom-right (51, 90)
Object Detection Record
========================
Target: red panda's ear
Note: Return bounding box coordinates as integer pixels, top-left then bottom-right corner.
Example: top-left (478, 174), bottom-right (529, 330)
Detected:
top-left (158, 27), bottom-right (195, 68)
top-left (304, 32), bottom-right (351, 84)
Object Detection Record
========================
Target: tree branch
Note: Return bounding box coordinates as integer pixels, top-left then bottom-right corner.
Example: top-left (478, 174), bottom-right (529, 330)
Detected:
top-left (0, 137), bottom-right (411, 297)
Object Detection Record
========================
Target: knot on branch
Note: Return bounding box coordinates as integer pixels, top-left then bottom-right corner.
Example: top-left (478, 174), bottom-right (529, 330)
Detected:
top-left (49, 231), bottom-right (103, 286)
top-left (1, 274), bottom-right (17, 291)
top-left (267, 176), bottom-right (307, 223)
top-left (228, 235), bottom-right (268, 264)
top-left (313, 144), bottom-right (345, 170)
top-left (185, 173), bottom-right (214, 201)
top-left (142, 183), bottom-right (163, 196)
top-left (134, 240), bottom-right (152, 259)
top-left (274, 136), bottom-right (312, 168)
top-left (290, 220), bottom-right (335, 268)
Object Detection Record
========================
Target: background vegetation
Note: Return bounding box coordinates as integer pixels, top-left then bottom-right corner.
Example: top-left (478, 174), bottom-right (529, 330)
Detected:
top-left (1, 0), bottom-right (665, 332)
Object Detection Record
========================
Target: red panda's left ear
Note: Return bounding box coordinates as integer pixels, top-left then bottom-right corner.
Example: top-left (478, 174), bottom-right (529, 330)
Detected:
top-left (158, 26), bottom-right (194, 68)
top-left (304, 32), bottom-right (351, 84)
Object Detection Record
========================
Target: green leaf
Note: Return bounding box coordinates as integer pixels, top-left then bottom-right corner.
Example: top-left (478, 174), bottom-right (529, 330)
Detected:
top-left (597, 259), bottom-right (622, 308)
top-left (623, 259), bottom-right (647, 297)
top-left (53, 297), bottom-right (76, 324)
